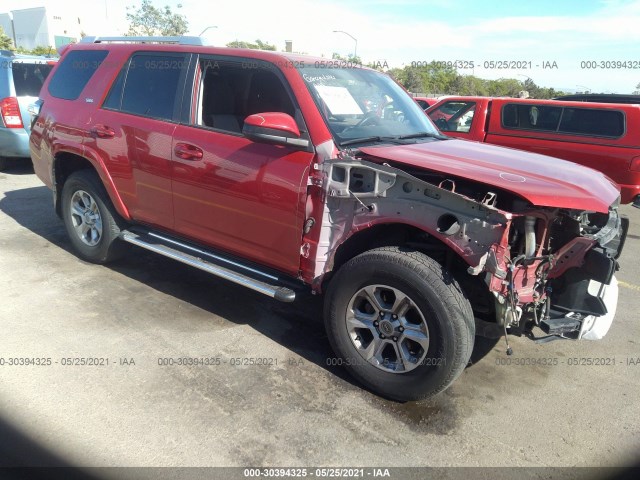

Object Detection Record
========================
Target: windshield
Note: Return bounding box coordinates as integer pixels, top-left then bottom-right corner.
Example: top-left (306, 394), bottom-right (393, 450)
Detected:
top-left (297, 65), bottom-right (440, 146)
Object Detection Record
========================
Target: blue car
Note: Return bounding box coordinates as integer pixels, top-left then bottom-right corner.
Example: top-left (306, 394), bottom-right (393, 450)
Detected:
top-left (0, 50), bottom-right (56, 171)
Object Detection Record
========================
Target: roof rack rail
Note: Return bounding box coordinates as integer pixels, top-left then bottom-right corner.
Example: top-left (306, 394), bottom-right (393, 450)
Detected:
top-left (80, 36), bottom-right (207, 46)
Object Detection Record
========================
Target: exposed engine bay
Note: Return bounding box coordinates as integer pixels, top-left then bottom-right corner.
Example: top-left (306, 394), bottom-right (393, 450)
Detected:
top-left (317, 152), bottom-right (629, 344)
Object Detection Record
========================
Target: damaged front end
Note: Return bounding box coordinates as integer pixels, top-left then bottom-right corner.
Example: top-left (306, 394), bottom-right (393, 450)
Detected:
top-left (317, 152), bottom-right (629, 343)
top-left (485, 204), bottom-right (628, 342)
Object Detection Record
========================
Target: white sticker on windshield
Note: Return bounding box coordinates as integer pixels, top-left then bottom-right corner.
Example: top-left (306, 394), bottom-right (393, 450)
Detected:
top-left (315, 85), bottom-right (363, 116)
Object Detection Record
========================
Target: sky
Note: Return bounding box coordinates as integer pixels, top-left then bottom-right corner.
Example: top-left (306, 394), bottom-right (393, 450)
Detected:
top-left (4, 0), bottom-right (640, 93)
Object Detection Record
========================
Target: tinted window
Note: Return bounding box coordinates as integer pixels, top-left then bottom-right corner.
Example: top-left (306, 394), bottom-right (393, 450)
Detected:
top-left (559, 108), bottom-right (624, 137)
top-left (119, 54), bottom-right (185, 121)
top-left (102, 68), bottom-right (125, 110)
top-left (12, 62), bottom-right (54, 97)
top-left (503, 103), bottom-right (625, 137)
top-left (503, 104), bottom-right (562, 131)
top-left (49, 50), bottom-right (108, 100)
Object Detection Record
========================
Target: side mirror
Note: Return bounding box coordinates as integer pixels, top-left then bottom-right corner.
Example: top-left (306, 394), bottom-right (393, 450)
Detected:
top-left (243, 112), bottom-right (309, 149)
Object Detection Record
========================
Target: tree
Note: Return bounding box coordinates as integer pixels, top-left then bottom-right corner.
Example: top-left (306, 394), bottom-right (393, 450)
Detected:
top-left (331, 51), bottom-right (362, 65)
top-left (30, 45), bottom-right (56, 56)
top-left (486, 78), bottom-right (523, 97)
top-left (0, 26), bottom-right (14, 50)
top-left (226, 39), bottom-right (276, 51)
top-left (126, 0), bottom-right (188, 36)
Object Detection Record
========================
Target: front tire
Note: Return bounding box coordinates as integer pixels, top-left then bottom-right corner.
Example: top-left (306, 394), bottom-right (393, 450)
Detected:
top-left (324, 247), bottom-right (474, 401)
top-left (61, 169), bottom-right (126, 263)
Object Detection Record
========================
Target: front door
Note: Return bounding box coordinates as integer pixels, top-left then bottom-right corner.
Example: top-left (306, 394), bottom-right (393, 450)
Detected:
top-left (171, 57), bottom-right (315, 275)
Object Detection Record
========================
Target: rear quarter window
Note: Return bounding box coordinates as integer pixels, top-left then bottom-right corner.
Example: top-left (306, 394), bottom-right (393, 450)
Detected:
top-left (48, 50), bottom-right (108, 100)
top-left (11, 62), bottom-right (55, 97)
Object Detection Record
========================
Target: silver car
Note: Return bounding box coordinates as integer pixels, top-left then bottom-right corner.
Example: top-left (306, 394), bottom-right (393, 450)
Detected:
top-left (0, 50), bottom-right (56, 171)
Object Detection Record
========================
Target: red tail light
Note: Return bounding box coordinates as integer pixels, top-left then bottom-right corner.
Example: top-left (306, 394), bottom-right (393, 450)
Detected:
top-left (631, 156), bottom-right (640, 172)
top-left (0, 97), bottom-right (24, 129)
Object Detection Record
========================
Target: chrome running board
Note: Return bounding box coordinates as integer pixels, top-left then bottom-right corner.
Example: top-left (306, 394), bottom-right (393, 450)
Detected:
top-left (119, 230), bottom-right (296, 302)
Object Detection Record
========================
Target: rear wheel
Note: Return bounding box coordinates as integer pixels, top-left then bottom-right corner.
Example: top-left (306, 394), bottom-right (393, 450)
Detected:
top-left (61, 169), bottom-right (126, 263)
top-left (324, 247), bottom-right (475, 401)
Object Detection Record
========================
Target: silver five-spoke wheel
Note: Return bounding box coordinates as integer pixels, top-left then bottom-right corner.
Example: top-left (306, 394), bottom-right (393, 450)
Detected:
top-left (347, 284), bottom-right (429, 373)
top-left (69, 190), bottom-right (103, 246)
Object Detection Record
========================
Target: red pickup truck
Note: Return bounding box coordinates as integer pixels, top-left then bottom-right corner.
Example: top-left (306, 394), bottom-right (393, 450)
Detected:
top-left (426, 97), bottom-right (640, 207)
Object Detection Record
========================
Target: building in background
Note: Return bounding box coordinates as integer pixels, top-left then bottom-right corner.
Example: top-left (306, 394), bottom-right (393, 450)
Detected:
top-left (0, 7), bottom-right (84, 50)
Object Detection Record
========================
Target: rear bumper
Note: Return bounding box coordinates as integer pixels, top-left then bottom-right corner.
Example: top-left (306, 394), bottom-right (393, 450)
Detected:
top-left (0, 127), bottom-right (30, 158)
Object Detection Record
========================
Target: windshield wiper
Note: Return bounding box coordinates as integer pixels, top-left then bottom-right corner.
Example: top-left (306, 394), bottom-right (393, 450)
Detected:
top-left (339, 132), bottom-right (446, 147)
top-left (396, 131), bottom-right (446, 140)
top-left (339, 136), bottom-right (395, 147)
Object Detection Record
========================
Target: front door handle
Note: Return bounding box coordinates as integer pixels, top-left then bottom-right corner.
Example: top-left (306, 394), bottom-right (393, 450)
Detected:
top-left (174, 143), bottom-right (204, 160)
top-left (90, 124), bottom-right (115, 139)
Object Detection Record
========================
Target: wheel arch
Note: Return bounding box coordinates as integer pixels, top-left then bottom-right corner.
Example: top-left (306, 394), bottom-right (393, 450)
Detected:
top-left (325, 221), bottom-right (463, 285)
top-left (52, 151), bottom-right (130, 221)
top-left (319, 220), bottom-right (493, 318)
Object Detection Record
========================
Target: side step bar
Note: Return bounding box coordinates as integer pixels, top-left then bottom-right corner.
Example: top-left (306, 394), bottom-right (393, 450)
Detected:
top-left (119, 230), bottom-right (296, 302)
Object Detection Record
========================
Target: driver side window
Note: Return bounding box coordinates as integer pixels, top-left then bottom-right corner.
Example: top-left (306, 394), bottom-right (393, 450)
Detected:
top-left (194, 59), bottom-right (296, 134)
top-left (428, 101), bottom-right (476, 133)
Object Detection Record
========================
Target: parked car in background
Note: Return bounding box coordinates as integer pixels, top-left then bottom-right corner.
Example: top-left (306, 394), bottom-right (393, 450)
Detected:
top-left (30, 37), bottom-right (628, 401)
top-left (412, 96), bottom-right (438, 110)
top-left (427, 96), bottom-right (640, 207)
top-left (0, 50), bottom-right (56, 171)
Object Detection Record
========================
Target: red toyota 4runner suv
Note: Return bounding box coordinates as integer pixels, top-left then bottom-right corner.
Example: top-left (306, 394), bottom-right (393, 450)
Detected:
top-left (29, 37), bottom-right (628, 401)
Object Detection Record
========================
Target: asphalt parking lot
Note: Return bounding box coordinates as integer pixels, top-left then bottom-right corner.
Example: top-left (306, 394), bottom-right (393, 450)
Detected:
top-left (1, 163), bottom-right (639, 474)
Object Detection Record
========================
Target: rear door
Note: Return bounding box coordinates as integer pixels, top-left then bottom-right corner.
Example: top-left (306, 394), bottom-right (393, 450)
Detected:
top-left (84, 51), bottom-right (190, 229)
top-left (170, 56), bottom-right (315, 275)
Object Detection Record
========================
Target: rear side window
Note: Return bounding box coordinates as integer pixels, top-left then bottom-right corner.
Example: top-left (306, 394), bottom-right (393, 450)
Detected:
top-left (12, 62), bottom-right (54, 97)
top-left (502, 103), bottom-right (625, 137)
top-left (502, 104), bottom-right (562, 131)
top-left (105, 53), bottom-right (186, 121)
top-left (48, 50), bottom-right (108, 100)
top-left (559, 108), bottom-right (624, 137)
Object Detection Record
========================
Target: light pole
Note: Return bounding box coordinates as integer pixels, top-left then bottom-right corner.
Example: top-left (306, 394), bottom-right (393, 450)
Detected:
top-left (199, 26), bottom-right (218, 36)
top-left (517, 73), bottom-right (532, 84)
top-left (332, 30), bottom-right (357, 59)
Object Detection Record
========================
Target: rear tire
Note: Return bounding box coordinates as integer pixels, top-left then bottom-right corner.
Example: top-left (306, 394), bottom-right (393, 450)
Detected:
top-left (324, 247), bottom-right (475, 401)
top-left (61, 169), bottom-right (126, 263)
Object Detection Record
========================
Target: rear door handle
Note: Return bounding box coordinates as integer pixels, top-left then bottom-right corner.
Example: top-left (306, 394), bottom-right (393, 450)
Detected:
top-left (90, 124), bottom-right (115, 139)
top-left (174, 143), bottom-right (204, 160)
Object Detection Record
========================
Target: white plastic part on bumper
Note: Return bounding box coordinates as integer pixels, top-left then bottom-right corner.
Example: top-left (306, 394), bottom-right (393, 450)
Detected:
top-left (579, 276), bottom-right (619, 340)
